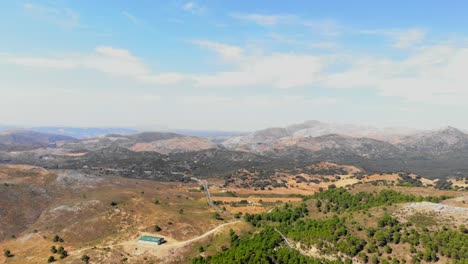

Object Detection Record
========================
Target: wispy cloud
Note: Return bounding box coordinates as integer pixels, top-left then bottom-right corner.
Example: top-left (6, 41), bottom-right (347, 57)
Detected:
top-left (192, 40), bottom-right (244, 62)
top-left (181, 2), bottom-right (205, 15)
top-left (5, 38), bottom-right (468, 107)
top-left (230, 13), bottom-right (292, 26)
top-left (230, 13), bottom-right (342, 38)
top-left (22, 2), bottom-right (80, 29)
top-left (1, 46), bottom-right (186, 85)
top-left (122, 11), bottom-right (144, 26)
top-left (359, 28), bottom-right (428, 49)
top-left (303, 19), bottom-right (341, 37)
top-left (192, 50), bottom-right (325, 89)
top-left (308, 42), bottom-right (339, 49)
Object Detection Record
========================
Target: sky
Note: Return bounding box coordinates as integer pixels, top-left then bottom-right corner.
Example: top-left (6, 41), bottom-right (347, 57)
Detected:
top-left (1, 1), bottom-right (468, 131)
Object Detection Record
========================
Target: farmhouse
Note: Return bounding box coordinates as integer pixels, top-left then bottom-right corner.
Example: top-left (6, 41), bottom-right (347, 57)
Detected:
top-left (138, 236), bottom-right (166, 245)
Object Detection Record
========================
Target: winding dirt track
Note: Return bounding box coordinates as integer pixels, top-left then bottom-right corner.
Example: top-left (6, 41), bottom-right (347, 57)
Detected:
top-left (166, 220), bottom-right (241, 247)
top-left (72, 220), bottom-right (241, 260)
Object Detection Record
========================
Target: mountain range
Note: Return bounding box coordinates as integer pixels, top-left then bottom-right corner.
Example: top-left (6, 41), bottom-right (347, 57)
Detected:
top-left (1, 120), bottom-right (468, 179)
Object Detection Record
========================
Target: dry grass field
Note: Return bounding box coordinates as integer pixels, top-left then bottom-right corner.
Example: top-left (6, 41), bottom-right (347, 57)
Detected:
top-left (1, 162), bottom-right (467, 264)
top-left (0, 165), bottom-right (237, 264)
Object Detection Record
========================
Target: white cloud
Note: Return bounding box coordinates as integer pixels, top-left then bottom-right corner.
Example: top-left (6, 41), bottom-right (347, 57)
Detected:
top-left (359, 28), bottom-right (427, 49)
top-left (0, 46), bottom-right (186, 85)
top-left (6, 56), bottom-right (76, 69)
top-left (139, 73), bottom-right (188, 85)
top-left (182, 2), bottom-right (195, 10)
top-left (393, 29), bottom-right (427, 49)
top-left (308, 42), bottom-right (339, 49)
top-left (181, 95), bottom-right (233, 104)
top-left (322, 45), bottom-right (468, 105)
top-left (312, 97), bottom-right (339, 105)
top-left (230, 13), bottom-right (341, 37)
top-left (4, 40), bottom-right (468, 107)
top-left (193, 53), bottom-right (325, 89)
top-left (192, 40), bottom-right (244, 62)
top-left (181, 2), bottom-right (205, 14)
top-left (230, 13), bottom-right (291, 26)
top-left (303, 20), bottom-right (341, 37)
top-left (22, 2), bottom-right (80, 29)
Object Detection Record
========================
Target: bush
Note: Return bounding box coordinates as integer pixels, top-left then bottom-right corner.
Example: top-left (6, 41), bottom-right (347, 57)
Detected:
top-left (3, 249), bottom-right (13, 258)
top-left (60, 250), bottom-right (68, 259)
top-left (48, 256), bottom-right (56, 263)
top-left (214, 212), bottom-right (223, 220)
top-left (81, 255), bottom-right (90, 263)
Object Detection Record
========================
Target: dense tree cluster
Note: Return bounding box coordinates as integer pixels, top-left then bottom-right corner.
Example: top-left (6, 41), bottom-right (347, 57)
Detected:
top-left (286, 216), bottom-right (366, 257)
top-left (196, 189), bottom-right (466, 264)
top-left (244, 202), bottom-right (308, 227)
top-left (308, 189), bottom-right (448, 213)
top-left (192, 227), bottom-right (343, 264)
top-left (434, 180), bottom-right (453, 190)
top-left (397, 173), bottom-right (423, 187)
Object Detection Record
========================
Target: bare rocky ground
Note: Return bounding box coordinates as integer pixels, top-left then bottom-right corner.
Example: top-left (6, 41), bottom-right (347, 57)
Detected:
top-left (395, 196), bottom-right (468, 227)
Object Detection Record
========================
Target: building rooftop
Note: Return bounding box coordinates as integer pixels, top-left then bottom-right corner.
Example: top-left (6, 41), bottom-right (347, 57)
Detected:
top-left (139, 236), bottom-right (164, 243)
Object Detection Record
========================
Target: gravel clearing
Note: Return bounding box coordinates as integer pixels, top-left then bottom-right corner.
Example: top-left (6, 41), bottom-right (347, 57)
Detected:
top-left (396, 201), bottom-right (468, 226)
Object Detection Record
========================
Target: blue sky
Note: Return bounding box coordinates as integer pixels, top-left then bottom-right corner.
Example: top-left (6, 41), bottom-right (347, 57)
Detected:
top-left (1, 1), bottom-right (468, 131)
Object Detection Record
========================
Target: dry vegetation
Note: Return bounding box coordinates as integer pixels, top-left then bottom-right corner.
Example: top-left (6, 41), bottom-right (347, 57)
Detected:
top-left (0, 165), bottom-right (238, 264)
top-left (1, 162), bottom-right (467, 264)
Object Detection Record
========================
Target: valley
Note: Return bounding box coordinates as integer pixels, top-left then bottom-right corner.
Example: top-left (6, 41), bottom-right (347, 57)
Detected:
top-left (0, 121), bottom-right (467, 263)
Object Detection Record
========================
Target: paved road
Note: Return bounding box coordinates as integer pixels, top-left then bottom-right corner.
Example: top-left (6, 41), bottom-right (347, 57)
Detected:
top-left (191, 177), bottom-right (225, 214)
top-left (274, 228), bottom-right (293, 248)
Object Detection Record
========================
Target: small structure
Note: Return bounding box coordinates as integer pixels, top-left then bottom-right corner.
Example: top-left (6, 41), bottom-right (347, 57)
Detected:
top-left (138, 236), bottom-right (166, 245)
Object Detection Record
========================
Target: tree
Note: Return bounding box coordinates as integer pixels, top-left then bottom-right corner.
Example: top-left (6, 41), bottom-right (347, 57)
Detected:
top-left (52, 235), bottom-right (64, 243)
top-left (154, 199), bottom-right (160, 205)
top-left (48, 256), bottom-right (56, 263)
top-left (154, 225), bottom-right (162, 232)
top-left (214, 212), bottom-right (222, 220)
top-left (57, 246), bottom-right (65, 254)
top-left (51, 246), bottom-right (57, 253)
top-left (3, 249), bottom-right (13, 258)
top-left (81, 255), bottom-right (90, 263)
top-left (316, 200), bottom-right (322, 208)
top-left (229, 229), bottom-right (239, 246)
top-left (179, 209), bottom-right (184, 214)
top-left (60, 250), bottom-right (68, 259)
top-left (371, 255), bottom-right (380, 264)
top-left (459, 224), bottom-right (467, 234)
top-left (384, 245), bottom-right (392, 254)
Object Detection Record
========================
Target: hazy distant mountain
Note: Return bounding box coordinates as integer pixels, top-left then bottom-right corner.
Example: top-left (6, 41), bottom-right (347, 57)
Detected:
top-left (222, 120), bottom-right (418, 151)
top-left (170, 129), bottom-right (243, 138)
top-left (398, 126), bottom-right (468, 154)
top-left (61, 131), bottom-right (220, 154)
top-left (30, 127), bottom-right (139, 139)
top-left (0, 130), bottom-right (77, 151)
top-left (3, 121), bottom-right (468, 179)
